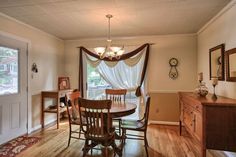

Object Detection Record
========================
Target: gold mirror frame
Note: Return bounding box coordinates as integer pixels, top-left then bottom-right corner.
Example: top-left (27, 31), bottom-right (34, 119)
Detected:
top-left (226, 48), bottom-right (236, 82)
top-left (209, 44), bottom-right (225, 81)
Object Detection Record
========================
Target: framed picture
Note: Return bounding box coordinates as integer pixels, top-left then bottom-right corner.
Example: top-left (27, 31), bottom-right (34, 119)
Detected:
top-left (58, 77), bottom-right (70, 90)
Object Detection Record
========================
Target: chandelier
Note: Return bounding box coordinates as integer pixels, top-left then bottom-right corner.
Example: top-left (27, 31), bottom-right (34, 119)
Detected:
top-left (94, 14), bottom-right (124, 60)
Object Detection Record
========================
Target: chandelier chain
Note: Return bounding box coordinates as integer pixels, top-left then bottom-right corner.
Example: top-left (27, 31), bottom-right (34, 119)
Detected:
top-left (106, 14), bottom-right (112, 42)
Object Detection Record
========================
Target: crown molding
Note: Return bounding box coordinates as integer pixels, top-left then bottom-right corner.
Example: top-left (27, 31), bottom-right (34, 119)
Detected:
top-left (0, 13), bottom-right (63, 41)
top-left (198, 0), bottom-right (236, 34)
top-left (65, 33), bottom-right (197, 42)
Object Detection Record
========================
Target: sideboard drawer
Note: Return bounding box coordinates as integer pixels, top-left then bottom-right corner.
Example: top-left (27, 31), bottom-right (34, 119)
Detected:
top-left (193, 110), bottom-right (202, 141)
top-left (183, 99), bottom-right (202, 113)
top-left (195, 103), bottom-right (202, 112)
top-left (183, 105), bottom-right (194, 132)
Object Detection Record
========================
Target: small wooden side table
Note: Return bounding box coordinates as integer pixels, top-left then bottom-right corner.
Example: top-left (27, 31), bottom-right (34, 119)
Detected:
top-left (41, 89), bottom-right (73, 129)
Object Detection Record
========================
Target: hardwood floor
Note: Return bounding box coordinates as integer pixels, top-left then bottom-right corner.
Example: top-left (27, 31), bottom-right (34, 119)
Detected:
top-left (18, 120), bottom-right (235, 157)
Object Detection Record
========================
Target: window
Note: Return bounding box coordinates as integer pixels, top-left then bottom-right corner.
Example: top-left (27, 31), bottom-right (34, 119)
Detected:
top-left (0, 46), bottom-right (18, 95)
top-left (87, 64), bottom-right (111, 99)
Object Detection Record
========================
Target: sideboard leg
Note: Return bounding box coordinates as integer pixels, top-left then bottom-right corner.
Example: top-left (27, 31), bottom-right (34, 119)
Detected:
top-left (202, 148), bottom-right (206, 157)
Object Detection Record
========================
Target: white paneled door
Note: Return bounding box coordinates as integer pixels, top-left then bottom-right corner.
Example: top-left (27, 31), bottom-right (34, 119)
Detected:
top-left (0, 34), bottom-right (28, 145)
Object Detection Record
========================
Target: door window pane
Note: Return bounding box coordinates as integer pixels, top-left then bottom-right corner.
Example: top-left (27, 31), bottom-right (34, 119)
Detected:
top-left (0, 46), bottom-right (18, 95)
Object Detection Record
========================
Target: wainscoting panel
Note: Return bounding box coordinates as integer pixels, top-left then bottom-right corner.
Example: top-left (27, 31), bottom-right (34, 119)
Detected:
top-left (10, 103), bottom-right (20, 129)
top-left (149, 92), bottom-right (179, 122)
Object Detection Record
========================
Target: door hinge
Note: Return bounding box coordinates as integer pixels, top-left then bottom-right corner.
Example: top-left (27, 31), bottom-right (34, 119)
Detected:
top-left (26, 86), bottom-right (28, 92)
top-left (26, 123), bottom-right (28, 129)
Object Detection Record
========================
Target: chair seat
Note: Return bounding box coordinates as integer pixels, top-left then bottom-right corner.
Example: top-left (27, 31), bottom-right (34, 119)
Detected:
top-left (71, 118), bottom-right (81, 125)
top-left (121, 119), bottom-right (145, 130)
top-left (71, 117), bottom-right (87, 125)
top-left (89, 126), bottom-right (115, 134)
top-left (113, 118), bottom-right (121, 126)
top-left (85, 127), bottom-right (116, 140)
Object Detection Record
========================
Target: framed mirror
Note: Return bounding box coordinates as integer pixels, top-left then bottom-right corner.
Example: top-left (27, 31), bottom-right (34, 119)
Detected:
top-left (226, 48), bottom-right (236, 82)
top-left (209, 44), bottom-right (225, 81)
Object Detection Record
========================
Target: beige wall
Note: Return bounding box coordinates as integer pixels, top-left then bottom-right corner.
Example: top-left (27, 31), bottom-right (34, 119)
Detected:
top-left (149, 92), bottom-right (179, 122)
top-left (0, 14), bottom-right (65, 130)
top-left (65, 34), bottom-right (197, 122)
top-left (197, 3), bottom-right (236, 99)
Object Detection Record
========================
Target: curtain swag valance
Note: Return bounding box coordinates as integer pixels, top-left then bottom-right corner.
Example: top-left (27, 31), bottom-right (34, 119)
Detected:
top-left (85, 47), bottom-right (145, 68)
top-left (78, 43), bottom-right (150, 97)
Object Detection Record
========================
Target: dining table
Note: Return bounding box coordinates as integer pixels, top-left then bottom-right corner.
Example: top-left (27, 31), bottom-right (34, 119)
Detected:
top-left (110, 102), bottom-right (137, 118)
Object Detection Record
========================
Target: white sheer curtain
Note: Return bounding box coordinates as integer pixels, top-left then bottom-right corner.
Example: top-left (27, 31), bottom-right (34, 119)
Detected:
top-left (97, 59), bottom-right (144, 91)
top-left (85, 46), bottom-right (146, 91)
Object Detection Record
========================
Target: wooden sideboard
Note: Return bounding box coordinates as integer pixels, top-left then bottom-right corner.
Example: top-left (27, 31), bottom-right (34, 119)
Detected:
top-left (41, 89), bottom-right (73, 129)
top-left (179, 92), bottom-right (236, 157)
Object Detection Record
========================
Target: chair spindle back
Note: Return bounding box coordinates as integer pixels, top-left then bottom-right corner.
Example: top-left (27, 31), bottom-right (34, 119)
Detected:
top-left (144, 96), bottom-right (151, 129)
top-left (65, 91), bottom-right (80, 122)
top-left (78, 98), bottom-right (112, 138)
top-left (105, 89), bottom-right (127, 103)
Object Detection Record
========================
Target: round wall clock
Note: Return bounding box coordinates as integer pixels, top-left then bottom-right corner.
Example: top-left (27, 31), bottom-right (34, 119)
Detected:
top-left (169, 58), bottom-right (179, 66)
top-left (169, 58), bottom-right (179, 79)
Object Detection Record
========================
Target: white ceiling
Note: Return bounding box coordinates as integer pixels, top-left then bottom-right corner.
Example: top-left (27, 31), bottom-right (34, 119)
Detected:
top-left (0, 0), bottom-right (231, 40)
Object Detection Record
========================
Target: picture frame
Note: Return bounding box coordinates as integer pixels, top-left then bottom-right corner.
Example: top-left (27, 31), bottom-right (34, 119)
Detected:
top-left (58, 77), bottom-right (70, 90)
top-left (209, 44), bottom-right (225, 81)
top-left (225, 48), bottom-right (236, 82)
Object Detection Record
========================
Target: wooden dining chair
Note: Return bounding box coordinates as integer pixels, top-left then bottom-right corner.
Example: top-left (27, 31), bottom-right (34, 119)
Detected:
top-left (121, 96), bottom-right (151, 157)
top-left (105, 89), bottom-right (127, 103)
top-left (65, 91), bottom-right (84, 147)
top-left (78, 98), bottom-right (122, 157)
top-left (105, 89), bottom-right (127, 136)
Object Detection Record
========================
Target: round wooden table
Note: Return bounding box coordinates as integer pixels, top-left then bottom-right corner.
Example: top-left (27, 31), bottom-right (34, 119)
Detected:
top-left (110, 102), bottom-right (137, 118)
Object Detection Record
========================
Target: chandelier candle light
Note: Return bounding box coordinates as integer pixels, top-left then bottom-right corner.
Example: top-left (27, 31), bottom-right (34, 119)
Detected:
top-left (198, 72), bottom-right (203, 83)
top-left (212, 77), bottom-right (218, 100)
top-left (94, 14), bottom-right (124, 60)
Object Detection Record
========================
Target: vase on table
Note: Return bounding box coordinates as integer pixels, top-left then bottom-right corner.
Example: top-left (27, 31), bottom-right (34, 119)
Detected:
top-left (195, 82), bottom-right (208, 97)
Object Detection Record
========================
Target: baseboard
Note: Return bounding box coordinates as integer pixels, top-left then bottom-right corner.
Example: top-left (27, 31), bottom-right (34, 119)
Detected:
top-left (30, 125), bottom-right (41, 133)
top-left (30, 120), bottom-right (179, 132)
top-left (30, 119), bottom-right (57, 132)
top-left (149, 120), bottom-right (179, 126)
